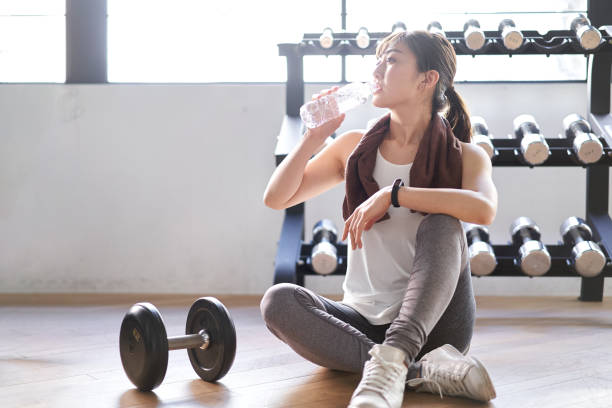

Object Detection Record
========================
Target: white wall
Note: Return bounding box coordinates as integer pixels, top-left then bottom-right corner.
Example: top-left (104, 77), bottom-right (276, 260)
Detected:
top-left (0, 82), bottom-right (610, 296)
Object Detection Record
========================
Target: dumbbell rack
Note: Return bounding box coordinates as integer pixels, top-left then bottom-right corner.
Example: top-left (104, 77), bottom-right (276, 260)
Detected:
top-left (272, 1), bottom-right (612, 301)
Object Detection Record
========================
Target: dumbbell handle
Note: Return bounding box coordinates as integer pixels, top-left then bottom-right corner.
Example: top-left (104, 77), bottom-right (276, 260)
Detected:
top-left (168, 330), bottom-right (210, 351)
top-left (466, 227), bottom-right (490, 244)
top-left (567, 228), bottom-right (585, 244)
top-left (515, 227), bottom-right (541, 245)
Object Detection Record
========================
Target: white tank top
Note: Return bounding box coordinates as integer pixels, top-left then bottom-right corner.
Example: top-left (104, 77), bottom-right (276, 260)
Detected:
top-left (341, 146), bottom-right (426, 325)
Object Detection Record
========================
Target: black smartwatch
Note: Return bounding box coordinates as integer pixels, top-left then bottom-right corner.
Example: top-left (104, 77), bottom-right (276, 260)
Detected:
top-left (391, 178), bottom-right (404, 208)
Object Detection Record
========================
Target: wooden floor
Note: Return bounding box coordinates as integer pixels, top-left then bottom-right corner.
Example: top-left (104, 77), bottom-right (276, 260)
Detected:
top-left (2, 294), bottom-right (612, 408)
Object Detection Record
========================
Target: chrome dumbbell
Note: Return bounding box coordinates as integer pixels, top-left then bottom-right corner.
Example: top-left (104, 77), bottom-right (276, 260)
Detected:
top-left (512, 114), bottom-right (550, 166)
top-left (498, 19), bottom-right (524, 51)
top-left (392, 22), bottom-right (407, 34)
top-left (471, 116), bottom-right (495, 159)
top-left (463, 19), bottom-right (486, 51)
top-left (319, 27), bottom-right (334, 49)
top-left (464, 223), bottom-right (497, 276)
top-left (560, 217), bottom-right (606, 277)
top-left (510, 217), bottom-right (551, 276)
top-left (427, 21), bottom-right (446, 38)
top-left (570, 14), bottom-right (602, 51)
top-left (356, 27), bottom-right (371, 49)
top-left (562, 114), bottom-right (604, 165)
top-left (311, 219), bottom-right (339, 275)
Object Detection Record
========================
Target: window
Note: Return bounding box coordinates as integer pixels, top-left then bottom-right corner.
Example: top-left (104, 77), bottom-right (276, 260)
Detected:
top-left (107, 0), bottom-right (340, 83)
top-left (5, 0), bottom-right (588, 83)
top-left (0, 0), bottom-right (65, 83)
top-left (109, 0), bottom-right (590, 83)
top-left (345, 0), bottom-right (589, 82)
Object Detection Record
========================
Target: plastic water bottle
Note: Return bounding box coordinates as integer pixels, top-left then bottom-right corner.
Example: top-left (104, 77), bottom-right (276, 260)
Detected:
top-left (300, 82), bottom-right (374, 128)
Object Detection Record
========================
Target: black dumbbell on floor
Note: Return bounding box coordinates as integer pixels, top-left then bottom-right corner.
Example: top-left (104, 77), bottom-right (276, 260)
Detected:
top-left (464, 223), bottom-right (497, 276)
top-left (510, 216), bottom-right (551, 276)
top-left (560, 216), bottom-right (607, 277)
top-left (119, 297), bottom-right (236, 391)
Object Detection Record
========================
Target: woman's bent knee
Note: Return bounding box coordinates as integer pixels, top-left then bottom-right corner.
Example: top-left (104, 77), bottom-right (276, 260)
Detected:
top-left (260, 283), bottom-right (325, 324)
top-left (420, 213), bottom-right (461, 229)
top-left (417, 213), bottom-right (463, 240)
top-left (260, 283), bottom-right (297, 326)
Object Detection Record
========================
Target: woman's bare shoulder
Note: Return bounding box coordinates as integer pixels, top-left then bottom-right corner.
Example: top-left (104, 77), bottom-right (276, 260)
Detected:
top-left (460, 141), bottom-right (472, 154)
top-left (460, 141), bottom-right (492, 174)
top-left (460, 141), bottom-right (489, 161)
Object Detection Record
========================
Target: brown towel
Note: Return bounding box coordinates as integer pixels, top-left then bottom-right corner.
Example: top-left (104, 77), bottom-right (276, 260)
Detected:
top-left (342, 112), bottom-right (463, 222)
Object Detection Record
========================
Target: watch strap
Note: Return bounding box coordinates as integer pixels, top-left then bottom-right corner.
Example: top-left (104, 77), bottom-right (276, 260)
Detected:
top-left (391, 178), bottom-right (404, 208)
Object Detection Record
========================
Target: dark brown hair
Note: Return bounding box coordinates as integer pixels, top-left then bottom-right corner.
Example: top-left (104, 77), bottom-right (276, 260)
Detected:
top-left (376, 30), bottom-right (472, 143)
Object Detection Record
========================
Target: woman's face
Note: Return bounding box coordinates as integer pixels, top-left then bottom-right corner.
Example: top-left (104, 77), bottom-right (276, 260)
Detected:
top-left (371, 41), bottom-right (432, 109)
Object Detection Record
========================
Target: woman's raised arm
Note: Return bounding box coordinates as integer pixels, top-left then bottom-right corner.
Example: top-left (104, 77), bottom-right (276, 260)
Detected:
top-left (263, 119), bottom-right (363, 210)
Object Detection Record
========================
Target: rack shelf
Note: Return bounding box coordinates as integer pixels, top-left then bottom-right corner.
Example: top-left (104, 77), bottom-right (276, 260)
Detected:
top-left (272, 2), bottom-right (612, 301)
top-left (482, 137), bottom-right (612, 167)
top-left (283, 28), bottom-right (612, 57)
top-left (294, 243), bottom-right (612, 278)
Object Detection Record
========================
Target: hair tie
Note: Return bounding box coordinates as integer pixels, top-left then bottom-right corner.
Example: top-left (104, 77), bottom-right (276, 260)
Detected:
top-left (445, 86), bottom-right (455, 94)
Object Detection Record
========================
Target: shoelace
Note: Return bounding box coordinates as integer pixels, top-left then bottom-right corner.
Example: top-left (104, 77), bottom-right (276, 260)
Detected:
top-left (407, 376), bottom-right (444, 399)
top-left (406, 361), bottom-right (469, 399)
top-left (358, 357), bottom-right (406, 399)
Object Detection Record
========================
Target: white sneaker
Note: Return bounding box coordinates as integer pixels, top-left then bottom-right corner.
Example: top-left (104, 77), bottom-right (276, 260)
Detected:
top-left (347, 344), bottom-right (408, 408)
top-left (406, 344), bottom-right (496, 402)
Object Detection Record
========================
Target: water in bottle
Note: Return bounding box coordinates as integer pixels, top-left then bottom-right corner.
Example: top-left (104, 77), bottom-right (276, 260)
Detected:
top-left (300, 82), bottom-right (374, 128)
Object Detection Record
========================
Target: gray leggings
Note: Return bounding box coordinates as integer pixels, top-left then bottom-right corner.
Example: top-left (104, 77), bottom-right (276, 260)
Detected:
top-left (260, 213), bottom-right (476, 373)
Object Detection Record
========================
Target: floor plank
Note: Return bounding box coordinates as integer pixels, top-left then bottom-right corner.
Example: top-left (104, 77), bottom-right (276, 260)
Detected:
top-left (1, 294), bottom-right (612, 407)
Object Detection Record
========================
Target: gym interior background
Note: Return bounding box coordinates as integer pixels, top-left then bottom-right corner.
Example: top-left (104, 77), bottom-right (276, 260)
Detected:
top-left (1, 0), bottom-right (611, 296)
top-left (1, 1), bottom-right (612, 407)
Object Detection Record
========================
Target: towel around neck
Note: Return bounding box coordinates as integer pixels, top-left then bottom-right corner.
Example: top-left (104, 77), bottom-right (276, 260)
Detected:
top-left (342, 112), bottom-right (463, 222)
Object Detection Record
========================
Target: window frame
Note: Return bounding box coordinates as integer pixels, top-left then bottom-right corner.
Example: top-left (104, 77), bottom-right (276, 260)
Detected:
top-left (0, 0), bottom-right (597, 84)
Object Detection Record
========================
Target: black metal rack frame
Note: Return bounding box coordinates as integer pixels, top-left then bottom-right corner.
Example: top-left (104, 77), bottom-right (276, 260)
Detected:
top-left (272, 0), bottom-right (612, 301)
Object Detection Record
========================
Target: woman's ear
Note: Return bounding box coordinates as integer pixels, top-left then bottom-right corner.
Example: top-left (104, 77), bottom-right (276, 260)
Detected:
top-left (421, 70), bottom-right (440, 90)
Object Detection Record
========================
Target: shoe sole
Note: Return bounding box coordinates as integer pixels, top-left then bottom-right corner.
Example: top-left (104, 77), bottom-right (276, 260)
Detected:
top-left (437, 345), bottom-right (496, 402)
top-left (468, 355), bottom-right (497, 401)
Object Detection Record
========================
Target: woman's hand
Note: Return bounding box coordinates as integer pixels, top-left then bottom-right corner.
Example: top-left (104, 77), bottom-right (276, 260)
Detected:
top-left (303, 86), bottom-right (346, 148)
top-left (342, 186), bottom-right (393, 250)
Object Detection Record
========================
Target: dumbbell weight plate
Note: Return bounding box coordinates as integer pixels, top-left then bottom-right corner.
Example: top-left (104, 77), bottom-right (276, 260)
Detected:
top-left (572, 241), bottom-right (606, 277)
top-left (469, 241), bottom-right (497, 276)
top-left (463, 21), bottom-right (485, 51)
top-left (503, 28), bottom-right (523, 50)
top-left (312, 241), bottom-right (338, 275)
top-left (574, 137), bottom-right (603, 164)
top-left (465, 29), bottom-right (485, 50)
top-left (518, 240), bottom-right (551, 276)
top-left (577, 26), bottom-right (602, 50)
top-left (186, 297), bottom-right (237, 382)
top-left (521, 136), bottom-right (549, 165)
top-left (119, 303), bottom-right (169, 391)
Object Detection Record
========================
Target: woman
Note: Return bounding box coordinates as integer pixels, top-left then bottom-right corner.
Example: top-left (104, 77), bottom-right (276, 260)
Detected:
top-left (262, 29), bottom-right (498, 408)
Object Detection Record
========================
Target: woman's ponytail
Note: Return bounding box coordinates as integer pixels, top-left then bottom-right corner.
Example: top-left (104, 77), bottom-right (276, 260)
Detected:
top-left (444, 87), bottom-right (471, 144)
